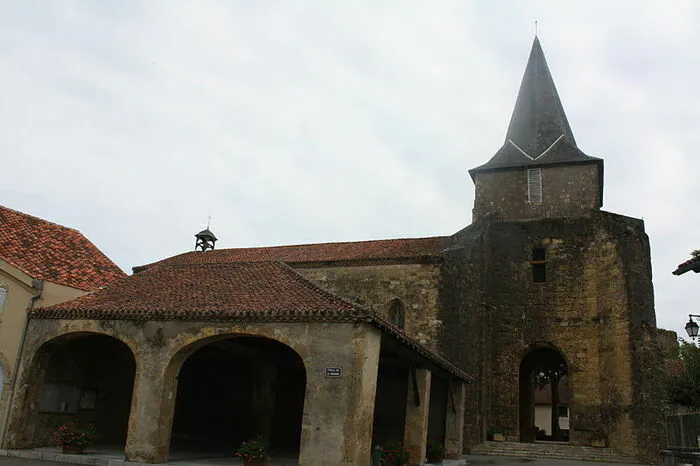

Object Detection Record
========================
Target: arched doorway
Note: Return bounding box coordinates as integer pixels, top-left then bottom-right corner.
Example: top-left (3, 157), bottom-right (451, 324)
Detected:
top-left (519, 346), bottom-right (570, 443)
top-left (169, 336), bottom-right (306, 461)
top-left (27, 333), bottom-right (136, 448)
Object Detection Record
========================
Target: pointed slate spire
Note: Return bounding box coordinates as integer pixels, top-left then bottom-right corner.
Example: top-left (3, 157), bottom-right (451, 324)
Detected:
top-left (505, 36), bottom-right (576, 157)
top-left (470, 37), bottom-right (602, 178)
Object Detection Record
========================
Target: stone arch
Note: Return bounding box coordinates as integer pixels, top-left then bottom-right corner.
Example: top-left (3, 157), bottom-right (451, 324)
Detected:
top-left (387, 298), bottom-right (406, 330)
top-left (160, 331), bottom-right (308, 462)
top-left (10, 331), bottom-right (136, 449)
top-left (519, 344), bottom-right (570, 443)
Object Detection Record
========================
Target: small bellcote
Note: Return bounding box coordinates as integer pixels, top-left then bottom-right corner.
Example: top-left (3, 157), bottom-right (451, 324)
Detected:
top-left (195, 228), bottom-right (217, 252)
top-left (469, 37), bottom-right (604, 221)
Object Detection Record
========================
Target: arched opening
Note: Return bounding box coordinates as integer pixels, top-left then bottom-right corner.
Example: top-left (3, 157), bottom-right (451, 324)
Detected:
top-left (169, 336), bottom-right (306, 462)
top-left (27, 333), bottom-right (136, 449)
top-left (519, 346), bottom-right (570, 443)
top-left (388, 299), bottom-right (406, 330)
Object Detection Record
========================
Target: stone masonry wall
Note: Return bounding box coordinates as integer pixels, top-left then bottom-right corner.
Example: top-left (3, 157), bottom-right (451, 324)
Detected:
top-left (6, 319), bottom-right (382, 465)
top-left (472, 163), bottom-right (600, 222)
top-left (438, 211), bottom-right (663, 462)
top-left (437, 223), bottom-right (488, 448)
top-left (296, 263), bottom-right (442, 351)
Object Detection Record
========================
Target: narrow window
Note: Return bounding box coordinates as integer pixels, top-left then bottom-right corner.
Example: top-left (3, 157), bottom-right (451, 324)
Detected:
top-left (0, 287), bottom-right (6, 318)
top-left (527, 168), bottom-right (542, 203)
top-left (532, 248), bottom-right (546, 282)
top-left (388, 299), bottom-right (405, 329)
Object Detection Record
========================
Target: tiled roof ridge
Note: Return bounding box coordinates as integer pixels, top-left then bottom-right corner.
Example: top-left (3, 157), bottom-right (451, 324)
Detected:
top-left (133, 235), bottom-right (450, 273)
top-left (0, 204), bottom-right (80, 233)
top-left (236, 235), bottom-right (449, 249)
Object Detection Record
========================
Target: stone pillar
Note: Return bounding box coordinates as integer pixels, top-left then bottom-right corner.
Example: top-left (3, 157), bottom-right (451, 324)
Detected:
top-left (124, 353), bottom-right (174, 463)
top-left (298, 324), bottom-right (381, 466)
top-left (404, 368), bottom-right (432, 466)
top-left (4, 337), bottom-right (52, 449)
top-left (444, 380), bottom-right (467, 459)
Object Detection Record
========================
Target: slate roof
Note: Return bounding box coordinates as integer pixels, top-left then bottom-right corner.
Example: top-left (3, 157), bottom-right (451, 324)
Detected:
top-left (673, 257), bottom-right (700, 275)
top-left (33, 261), bottom-right (472, 382)
top-left (133, 236), bottom-right (451, 273)
top-left (469, 37), bottom-right (603, 187)
top-left (0, 205), bottom-right (126, 291)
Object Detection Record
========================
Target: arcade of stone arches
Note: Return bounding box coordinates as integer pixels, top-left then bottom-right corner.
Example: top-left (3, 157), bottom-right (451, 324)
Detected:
top-left (3, 320), bottom-right (469, 466)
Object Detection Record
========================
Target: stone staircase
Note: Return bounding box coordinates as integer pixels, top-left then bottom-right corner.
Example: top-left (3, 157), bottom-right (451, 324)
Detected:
top-left (469, 441), bottom-right (641, 463)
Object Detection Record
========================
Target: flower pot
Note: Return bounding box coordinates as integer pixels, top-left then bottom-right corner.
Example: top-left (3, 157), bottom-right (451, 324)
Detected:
top-left (62, 444), bottom-right (86, 454)
top-left (243, 457), bottom-right (269, 466)
top-left (493, 433), bottom-right (505, 442)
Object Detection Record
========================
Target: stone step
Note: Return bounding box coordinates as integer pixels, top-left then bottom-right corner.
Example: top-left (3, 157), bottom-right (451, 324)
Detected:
top-left (469, 441), bottom-right (640, 464)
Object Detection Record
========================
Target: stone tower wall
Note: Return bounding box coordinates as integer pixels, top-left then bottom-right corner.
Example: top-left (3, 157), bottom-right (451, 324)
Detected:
top-left (472, 163), bottom-right (600, 222)
top-left (438, 212), bottom-right (663, 462)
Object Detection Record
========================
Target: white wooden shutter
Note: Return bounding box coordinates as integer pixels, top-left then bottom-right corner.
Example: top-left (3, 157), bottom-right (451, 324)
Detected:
top-left (527, 168), bottom-right (542, 203)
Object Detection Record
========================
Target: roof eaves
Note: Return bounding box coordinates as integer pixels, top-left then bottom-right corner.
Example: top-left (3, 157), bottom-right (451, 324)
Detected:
top-left (367, 314), bottom-right (474, 383)
top-left (673, 257), bottom-right (700, 276)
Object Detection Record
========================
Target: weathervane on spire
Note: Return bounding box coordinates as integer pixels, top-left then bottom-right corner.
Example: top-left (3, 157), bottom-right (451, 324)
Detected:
top-left (535, 19), bottom-right (538, 37)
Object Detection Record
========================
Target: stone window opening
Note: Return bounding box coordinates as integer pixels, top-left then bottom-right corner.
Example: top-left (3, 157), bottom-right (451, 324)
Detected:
top-left (388, 299), bottom-right (406, 330)
top-left (532, 247), bottom-right (546, 283)
top-left (0, 287), bottom-right (6, 319)
top-left (527, 168), bottom-right (543, 203)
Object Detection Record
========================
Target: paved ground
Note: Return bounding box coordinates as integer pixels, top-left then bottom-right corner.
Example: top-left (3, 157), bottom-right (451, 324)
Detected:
top-left (0, 458), bottom-right (72, 466)
top-left (462, 454), bottom-right (648, 466)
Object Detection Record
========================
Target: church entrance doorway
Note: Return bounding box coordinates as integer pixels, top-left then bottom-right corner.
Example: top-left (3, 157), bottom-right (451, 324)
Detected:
top-left (519, 346), bottom-right (570, 443)
top-left (22, 333), bottom-right (135, 450)
top-left (169, 336), bottom-right (306, 462)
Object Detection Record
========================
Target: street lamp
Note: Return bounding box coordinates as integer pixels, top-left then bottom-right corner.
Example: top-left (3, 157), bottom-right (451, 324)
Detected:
top-left (685, 314), bottom-right (700, 339)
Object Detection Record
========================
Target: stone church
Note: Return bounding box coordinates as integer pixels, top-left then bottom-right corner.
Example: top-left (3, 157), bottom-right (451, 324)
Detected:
top-left (1, 37), bottom-right (664, 465)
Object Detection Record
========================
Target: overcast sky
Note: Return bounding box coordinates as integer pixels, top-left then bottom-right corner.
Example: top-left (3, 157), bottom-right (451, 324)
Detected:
top-left (1, 1), bottom-right (698, 338)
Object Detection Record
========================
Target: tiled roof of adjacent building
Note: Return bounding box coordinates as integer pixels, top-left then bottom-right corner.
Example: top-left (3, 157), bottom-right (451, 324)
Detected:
top-left (133, 236), bottom-right (451, 273)
top-left (33, 261), bottom-right (472, 382)
top-left (673, 256), bottom-right (700, 276)
top-left (0, 205), bottom-right (126, 291)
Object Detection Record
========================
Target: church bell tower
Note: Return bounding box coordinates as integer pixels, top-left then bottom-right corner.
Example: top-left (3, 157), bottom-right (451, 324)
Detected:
top-left (469, 37), bottom-right (604, 222)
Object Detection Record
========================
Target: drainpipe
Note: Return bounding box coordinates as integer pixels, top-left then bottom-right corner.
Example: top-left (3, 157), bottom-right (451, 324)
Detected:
top-left (0, 279), bottom-right (42, 448)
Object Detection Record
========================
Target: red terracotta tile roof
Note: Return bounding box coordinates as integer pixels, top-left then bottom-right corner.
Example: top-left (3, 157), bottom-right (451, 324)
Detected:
top-left (133, 236), bottom-right (451, 273)
top-left (33, 261), bottom-right (472, 382)
top-left (0, 205), bottom-right (126, 291)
